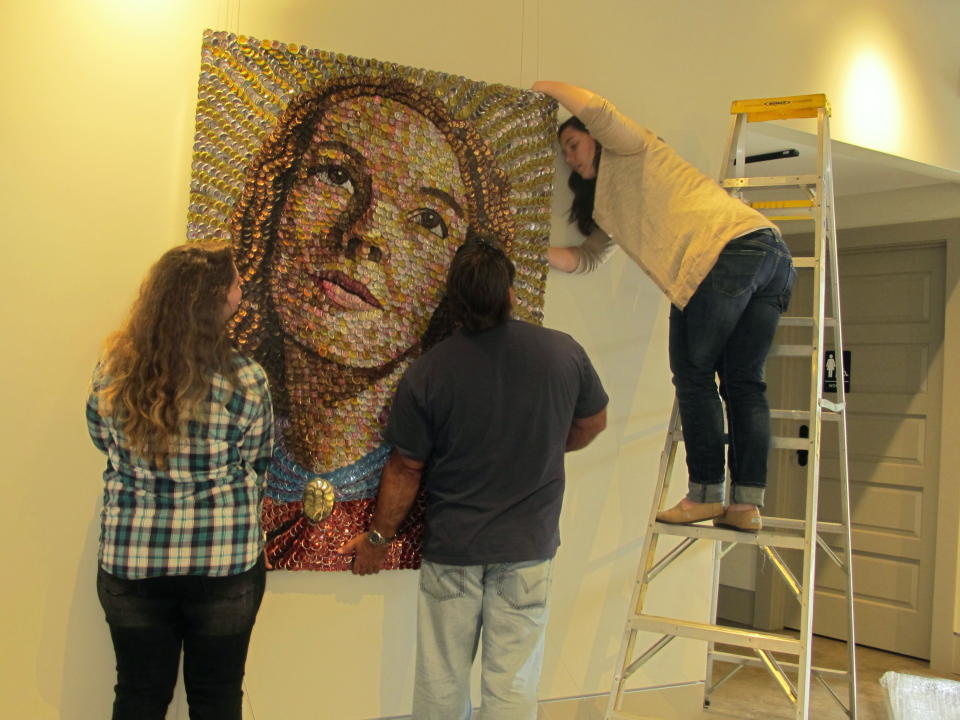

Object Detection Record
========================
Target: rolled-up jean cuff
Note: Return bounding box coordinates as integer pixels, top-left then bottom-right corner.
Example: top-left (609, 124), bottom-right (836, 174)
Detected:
top-left (687, 482), bottom-right (725, 504)
top-left (732, 485), bottom-right (765, 507)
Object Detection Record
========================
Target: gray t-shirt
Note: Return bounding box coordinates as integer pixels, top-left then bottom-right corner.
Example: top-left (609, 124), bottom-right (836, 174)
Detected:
top-left (385, 319), bottom-right (608, 565)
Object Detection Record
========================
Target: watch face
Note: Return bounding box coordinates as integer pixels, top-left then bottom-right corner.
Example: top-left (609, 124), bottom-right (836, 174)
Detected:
top-left (368, 530), bottom-right (388, 545)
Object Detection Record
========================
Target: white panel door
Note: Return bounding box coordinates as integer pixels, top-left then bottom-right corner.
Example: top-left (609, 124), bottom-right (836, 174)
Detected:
top-left (770, 243), bottom-right (945, 658)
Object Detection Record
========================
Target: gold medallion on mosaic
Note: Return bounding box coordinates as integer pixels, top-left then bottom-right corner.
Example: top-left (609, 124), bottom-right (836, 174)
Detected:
top-left (302, 478), bottom-right (336, 523)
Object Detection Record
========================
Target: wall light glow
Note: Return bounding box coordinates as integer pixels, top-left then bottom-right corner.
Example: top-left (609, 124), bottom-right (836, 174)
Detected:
top-left (843, 49), bottom-right (902, 152)
top-left (99, 0), bottom-right (191, 21)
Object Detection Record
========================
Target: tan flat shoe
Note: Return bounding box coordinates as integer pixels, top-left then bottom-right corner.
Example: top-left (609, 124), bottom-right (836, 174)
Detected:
top-left (656, 501), bottom-right (724, 525)
top-left (714, 506), bottom-right (762, 533)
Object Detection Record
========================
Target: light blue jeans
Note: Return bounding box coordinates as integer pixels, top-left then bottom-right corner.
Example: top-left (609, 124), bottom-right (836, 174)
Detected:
top-left (669, 229), bottom-right (795, 507)
top-left (412, 558), bottom-right (554, 720)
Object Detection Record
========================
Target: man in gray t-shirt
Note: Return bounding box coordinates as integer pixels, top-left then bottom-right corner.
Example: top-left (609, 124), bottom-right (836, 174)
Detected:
top-left (341, 242), bottom-right (607, 720)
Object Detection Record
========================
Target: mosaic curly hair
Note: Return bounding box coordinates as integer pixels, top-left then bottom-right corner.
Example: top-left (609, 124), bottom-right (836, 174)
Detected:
top-left (98, 242), bottom-right (239, 466)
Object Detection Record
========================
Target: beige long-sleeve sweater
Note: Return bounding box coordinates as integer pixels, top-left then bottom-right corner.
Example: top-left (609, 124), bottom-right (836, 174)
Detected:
top-left (575, 95), bottom-right (775, 309)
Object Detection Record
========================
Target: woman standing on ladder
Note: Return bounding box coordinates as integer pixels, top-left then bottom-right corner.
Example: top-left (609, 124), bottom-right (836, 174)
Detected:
top-left (533, 81), bottom-right (796, 532)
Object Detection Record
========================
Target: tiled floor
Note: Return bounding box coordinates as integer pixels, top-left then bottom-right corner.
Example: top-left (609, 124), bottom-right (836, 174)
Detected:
top-left (536, 636), bottom-right (959, 720)
top-left (376, 637), bottom-right (958, 719)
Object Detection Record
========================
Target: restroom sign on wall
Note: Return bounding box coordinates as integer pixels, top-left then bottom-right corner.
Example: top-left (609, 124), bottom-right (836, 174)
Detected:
top-left (824, 349), bottom-right (850, 393)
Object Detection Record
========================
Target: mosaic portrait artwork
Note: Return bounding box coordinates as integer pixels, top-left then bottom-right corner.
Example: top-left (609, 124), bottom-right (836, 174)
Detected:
top-left (187, 30), bottom-right (556, 571)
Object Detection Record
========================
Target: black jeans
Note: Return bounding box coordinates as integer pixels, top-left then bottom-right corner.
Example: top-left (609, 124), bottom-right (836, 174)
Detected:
top-left (97, 556), bottom-right (266, 720)
top-left (669, 229), bottom-right (795, 507)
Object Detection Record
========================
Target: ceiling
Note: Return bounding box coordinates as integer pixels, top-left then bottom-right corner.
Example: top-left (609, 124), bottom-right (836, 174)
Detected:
top-left (733, 123), bottom-right (960, 197)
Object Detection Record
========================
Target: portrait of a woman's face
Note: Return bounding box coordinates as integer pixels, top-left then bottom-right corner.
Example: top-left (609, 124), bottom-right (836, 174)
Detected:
top-left (187, 31), bottom-right (556, 571)
top-left (272, 96), bottom-right (468, 368)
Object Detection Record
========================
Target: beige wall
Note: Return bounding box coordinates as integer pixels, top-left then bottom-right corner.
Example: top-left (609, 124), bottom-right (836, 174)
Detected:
top-left (838, 184), bottom-right (960, 230)
top-left (3, 1), bottom-right (959, 717)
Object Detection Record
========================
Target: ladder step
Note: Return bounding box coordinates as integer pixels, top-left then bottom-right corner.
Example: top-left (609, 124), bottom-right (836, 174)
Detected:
top-left (771, 409), bottom-right (841, 422)
top-left (652, 515), bottom-right (850, 538)
top-left (772, 436), bottom-right (809, 450)
top-left (778, 316), bottom-right (836, 327)
top-left (653, 521), bottom-right (805, 549)
top-left (731, 93), bottom-right (830, 122)
top-left (631, 615), bottom-right (802, 654)
top-left (721, 174), bottom-right (820, 189)
top-left (609, 711), bottom-right (664, 720)
top-left (771, 409), bottom-right (808, 420)
top-left (765, 215), bottom-right (814, 222)
top-left (767, 345), bottom-right (851, 366)
top-left (790, 257), bottom-right (818, 268)
top-left (712, 650), bottom-right (848, 678)
top-left (763, 516), bottom-right (847, 534)
top-left (750, 200), bottom-right (815, 209)
top-left (769, 343), bottom-right (812, 357)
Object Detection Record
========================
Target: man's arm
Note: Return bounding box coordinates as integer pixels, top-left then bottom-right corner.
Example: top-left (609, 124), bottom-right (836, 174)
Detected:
top-left (566, 408), bottom-right (607, 452)
top-left (338, 449), bottom-right (424, 575)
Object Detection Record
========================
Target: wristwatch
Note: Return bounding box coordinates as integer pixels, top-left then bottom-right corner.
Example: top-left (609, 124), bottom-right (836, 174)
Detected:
top-left (367, 528), bottom-right (395, 546)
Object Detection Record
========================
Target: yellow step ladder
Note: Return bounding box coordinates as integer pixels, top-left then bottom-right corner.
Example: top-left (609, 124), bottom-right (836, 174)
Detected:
top-left (604, 94), bottom-right (857, 720)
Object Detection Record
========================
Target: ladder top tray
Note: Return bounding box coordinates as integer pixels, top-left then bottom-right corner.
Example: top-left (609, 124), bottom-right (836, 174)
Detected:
top-left (731, 93), bottom-right (831, 121)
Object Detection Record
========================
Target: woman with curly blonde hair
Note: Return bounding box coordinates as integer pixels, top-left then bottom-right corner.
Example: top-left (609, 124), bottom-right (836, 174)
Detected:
top-left (87, 241), bottom-right (274, 720)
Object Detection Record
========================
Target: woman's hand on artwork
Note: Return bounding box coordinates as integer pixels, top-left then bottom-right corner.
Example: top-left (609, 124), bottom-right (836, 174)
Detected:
top-left (338, 532), bottom-right (389, 575)
top-left (531, 82), bottom-right (596, 117)
top-left (548, 246), bottom-right (581, 273)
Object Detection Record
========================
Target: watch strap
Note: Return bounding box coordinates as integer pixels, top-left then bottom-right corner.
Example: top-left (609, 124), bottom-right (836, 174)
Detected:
top-left (367, 528), bottom-right (395, 545)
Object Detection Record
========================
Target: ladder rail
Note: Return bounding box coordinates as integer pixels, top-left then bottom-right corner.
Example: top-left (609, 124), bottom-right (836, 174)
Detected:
top-left (704, 532), bottom-right (723, 710)
top-left (719, 111), bottom-right (747, 198)
top-left (822, 112), bottom-right (858, 719)
top-left (604, 403), bottom-right (681, 718)
top-left (790, 103), bottom-right (832, 720)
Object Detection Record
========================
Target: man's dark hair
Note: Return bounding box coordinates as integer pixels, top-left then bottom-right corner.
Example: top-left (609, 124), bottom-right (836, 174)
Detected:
top-left (445, 241), bottom-right (515, 332)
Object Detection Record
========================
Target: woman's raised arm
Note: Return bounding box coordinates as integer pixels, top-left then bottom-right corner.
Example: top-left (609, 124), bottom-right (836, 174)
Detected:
top-left (531, 81), bottom-right (597, 117)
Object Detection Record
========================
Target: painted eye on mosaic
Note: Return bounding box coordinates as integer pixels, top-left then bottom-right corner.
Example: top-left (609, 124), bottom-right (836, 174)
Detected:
top-left (188, 30), bottom-right (556, 571)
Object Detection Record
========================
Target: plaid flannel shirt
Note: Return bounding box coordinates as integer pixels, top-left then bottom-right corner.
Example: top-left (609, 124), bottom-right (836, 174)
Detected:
top-left (87, 353), bottom-right (274, 579)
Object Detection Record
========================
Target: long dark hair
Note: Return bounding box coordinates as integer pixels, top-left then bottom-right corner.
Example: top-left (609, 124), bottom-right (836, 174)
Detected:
top-left (559, 116), bottom-right (600, 236)
top-left (99, 242), bottom-right (238, 466)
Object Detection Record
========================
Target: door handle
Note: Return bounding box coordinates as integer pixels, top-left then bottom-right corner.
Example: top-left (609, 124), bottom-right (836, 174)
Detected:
top-left (797, 424), bottom-right (809, 466)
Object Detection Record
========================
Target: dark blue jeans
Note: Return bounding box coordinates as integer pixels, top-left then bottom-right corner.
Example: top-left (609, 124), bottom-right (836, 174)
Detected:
top-left (97, 556), bottom-right (266, 720)
top-left (669, 229), bottom-right (795, 507)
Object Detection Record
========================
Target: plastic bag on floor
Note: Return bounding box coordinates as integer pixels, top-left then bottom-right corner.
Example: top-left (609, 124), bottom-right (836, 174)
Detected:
top-left (880, 671), bottom-right (960, 719)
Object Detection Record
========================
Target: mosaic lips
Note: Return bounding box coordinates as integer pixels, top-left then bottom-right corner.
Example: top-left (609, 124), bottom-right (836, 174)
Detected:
top-left (311, 269), bottom-right (383, 311)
